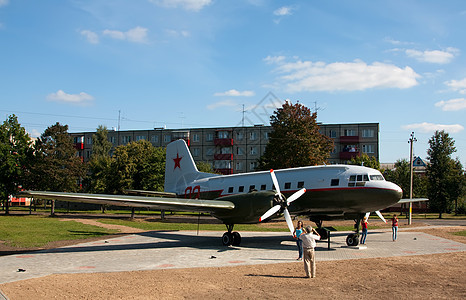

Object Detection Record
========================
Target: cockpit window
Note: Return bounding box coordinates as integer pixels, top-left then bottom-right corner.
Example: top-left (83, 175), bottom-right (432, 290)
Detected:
top-left (348, 174), bottom-right (369, 187)
top-left (370, 174), bottom-right (384, 181)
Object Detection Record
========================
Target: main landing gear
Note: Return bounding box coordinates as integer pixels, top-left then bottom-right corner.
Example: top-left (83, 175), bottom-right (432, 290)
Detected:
top-left (345, 216), bottom-right (362, 247)
top-left (222, 224), bottom-right (241, 246)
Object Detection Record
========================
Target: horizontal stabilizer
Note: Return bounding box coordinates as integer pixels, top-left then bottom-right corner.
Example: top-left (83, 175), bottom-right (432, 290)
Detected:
top-left (397, 198), bottom-right (429, 204)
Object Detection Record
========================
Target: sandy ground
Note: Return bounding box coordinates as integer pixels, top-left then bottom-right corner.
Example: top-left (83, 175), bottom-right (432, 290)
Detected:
top-left (1, 216), bottom-right (465, 299)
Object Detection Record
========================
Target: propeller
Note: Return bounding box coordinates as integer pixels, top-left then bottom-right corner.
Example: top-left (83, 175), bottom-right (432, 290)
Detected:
top-left (364, 210), bottom-right (387, 223)
top-left (259, 169), bottom-right (307, 235)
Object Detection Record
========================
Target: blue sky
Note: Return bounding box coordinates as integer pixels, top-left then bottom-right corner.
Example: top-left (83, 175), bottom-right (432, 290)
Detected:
top-left (1, 0), bottom-right (465, 165)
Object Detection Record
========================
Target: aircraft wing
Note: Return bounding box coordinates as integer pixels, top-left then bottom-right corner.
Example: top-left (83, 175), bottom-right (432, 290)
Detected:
top-left (396, 198), bottom-right (429, 204)
top-left (17, 191), bottom-right (235, 214)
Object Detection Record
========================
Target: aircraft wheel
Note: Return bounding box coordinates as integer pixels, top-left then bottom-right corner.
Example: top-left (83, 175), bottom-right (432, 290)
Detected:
top-left (346, 233), bottom-right (359, 247)
top-left (232, 232), bottom-right (241, 246)
top-left (222, 232), bottom-right (233, 246)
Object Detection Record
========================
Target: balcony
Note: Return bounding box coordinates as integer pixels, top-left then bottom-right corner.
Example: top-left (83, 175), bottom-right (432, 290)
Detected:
top-left (214, 153), bottom-right (233, 160)
top-left (340, 151), bottom-right (360, 160)
top-left (215, 168), bottom-right (233, 175)
top-left (340, 136), bottom-right (360, 143)
top-left (214, 138), bottom-right (233, 146)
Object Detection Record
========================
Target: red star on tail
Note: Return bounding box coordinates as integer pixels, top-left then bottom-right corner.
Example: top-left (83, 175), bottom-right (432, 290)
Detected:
top-left (173, 153), bottom-right (182, 169)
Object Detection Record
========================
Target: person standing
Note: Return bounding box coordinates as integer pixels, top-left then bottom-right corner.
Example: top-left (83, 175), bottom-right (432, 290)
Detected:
top-left (360, 216), bottom-right (368, 244)
top-left (391, 214), bottom-right (399, 241)
top-left (293, 220), bottom-right (304, 260)
top-left (299, 225), bottom-right (321, 278)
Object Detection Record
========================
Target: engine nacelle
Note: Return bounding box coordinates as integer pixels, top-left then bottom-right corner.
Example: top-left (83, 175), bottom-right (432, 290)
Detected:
top-left (212, 191), bottom-right (277, 224)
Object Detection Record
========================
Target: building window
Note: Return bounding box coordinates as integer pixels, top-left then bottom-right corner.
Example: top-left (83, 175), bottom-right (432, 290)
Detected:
top-left (206, 148), bottom-right (214, 156)
top-left (329, 130), bottom-right (337, 138)
top-left (109, 136), bottom-right (116, 144)
top-left (344, 129), bottom-right (357, 136)
top-left (122, 136), bottom-right (131, 144)
top-left (192, 134), bottom-right (200, 142)
top-left (237, 147), bottom-right (244, 155)
top-left (249, 162), bottom-right (257, 171)
top-left (86, 137), bottom-right (92, 145)
top-left (206, 133), bottom-right (214, 141)
top-left (136, 135), bottom-right (146, 141)
top-left (250, 146), bottom-right (257, 155)
top-left (163, 135), bottom-right (171, 143)
top-left (362, 129), bottom-right (374, 138)
top-left (235, 162), bottom-right (243, 171)
top-left (151, 135), bottom-right (159, 143)
top-left (192, 148), bottom-right (200, 157)
top-left (218, 131), bottom-right (229, 139)
top-left (362, 144), bottom-right (374, 153)
top-left (264, 132), bottom-right (270, 139)
top-left (249, 131), bottom-right (257, 141)
top-left (236, 131), bottom-right (244, 141)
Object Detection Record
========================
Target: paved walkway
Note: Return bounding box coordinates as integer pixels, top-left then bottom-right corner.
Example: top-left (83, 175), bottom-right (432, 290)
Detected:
top-left (1, 228), bottom-right (465, 284)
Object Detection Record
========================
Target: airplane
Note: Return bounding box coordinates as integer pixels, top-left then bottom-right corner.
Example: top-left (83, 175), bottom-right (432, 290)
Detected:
top-left (19, 139), bottom-right (420, 247)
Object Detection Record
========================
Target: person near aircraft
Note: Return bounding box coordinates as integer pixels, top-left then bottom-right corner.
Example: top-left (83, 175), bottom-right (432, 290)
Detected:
top-left (300, 225), bottom-right (320, 278)
top-left (391, 214), bottom-right (399, 241)
top-left (360, 216), bottom-right (368, 244)
top-left (293, 220), bottom-right (304, 260)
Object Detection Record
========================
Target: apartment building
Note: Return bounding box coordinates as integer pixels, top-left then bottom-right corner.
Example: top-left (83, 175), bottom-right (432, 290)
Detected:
top-left (71, 123), bottom-right (379, 174)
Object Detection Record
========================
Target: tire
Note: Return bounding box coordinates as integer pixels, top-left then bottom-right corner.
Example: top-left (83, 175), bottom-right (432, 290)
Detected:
top-left (222, 232), bottom-right (233, 246)
top-left (346, 233), bottom-right (359, 246)
top-left (316, 228), bottom-right (329, 240)
top-left (231, 232), bottom-right (241, 246)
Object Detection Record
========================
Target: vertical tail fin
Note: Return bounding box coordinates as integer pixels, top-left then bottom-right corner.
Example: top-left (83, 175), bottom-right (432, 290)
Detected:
top-left (164, 139), bottom-right (200, 193)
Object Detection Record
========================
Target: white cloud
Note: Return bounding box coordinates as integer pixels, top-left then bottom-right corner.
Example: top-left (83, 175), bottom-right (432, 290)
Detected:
top-left (46, 90), bottom-right (94, 104)
top-left (264, 55), bottom-right (286, 65)
top-left (28, 129), bottom-right (41, 139)
top-left (274, 6), bottom-right (293, 16)
top-left (207, 100), bottom-right (238, 110)
top-left (435, 98), bottom-right (466, 111)
top-left (214, 89), bottom-right (255, 97)
top-left (103, 26), bottom-right (148, 43)
top-left (80, 30), bottom-right (99, 44)
top-left (0, 0), bottom-right (9, 7)
top-left (165, 29), bottom-right (190, 37)
top-left (405, 47), bottom-right (459, 64)
top-left (265, 56), bottom-right (420, 93)
top-left (150, 0), bottom-right (212, 11)
top-left (401, 122), bottom-right (464, 134)
top-left (445, 78), bottom-right (466, 94)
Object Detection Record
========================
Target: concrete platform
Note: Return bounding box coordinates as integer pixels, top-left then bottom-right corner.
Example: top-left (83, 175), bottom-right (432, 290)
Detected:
top-left (1, 228), bottom-right (465, 284)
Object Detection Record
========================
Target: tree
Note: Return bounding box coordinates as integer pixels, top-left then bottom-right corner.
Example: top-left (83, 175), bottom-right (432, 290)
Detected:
top-left (86, 125), bottom-right (113, 193)
top-left (106, 140), bottom-right (165, 194)
top-left (350, 153), bottom-right (380, 170)
top-left (383, 159), bottom-right (427, 199)
top-left (0, 115), bottom-right (31, 214)
top-left (257, 101), bottom-right (334, 170)
top-left (26, 123), bottom-right (85, 193)
top-left (426, 130), bottom-right (462, 218)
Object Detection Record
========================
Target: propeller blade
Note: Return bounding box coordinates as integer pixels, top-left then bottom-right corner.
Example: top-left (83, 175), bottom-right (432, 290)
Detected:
top-left (259, 205), bottom-right (280, 222)
top-left (270, 169), bottom-right (282, 200)
top-left (375, 210), bottom-right (387, 223)
top-left (287, 188), bottom-right (306, 205)
top-left (283, 208), bottom-right (295, 234)
top-left (364, 212), bottom-right (370, 220)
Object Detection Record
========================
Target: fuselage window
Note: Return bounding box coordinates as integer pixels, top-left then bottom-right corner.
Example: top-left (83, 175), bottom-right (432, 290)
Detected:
top-left (331, 179), bottom-right (339, 186)
top-left (284, 182), bottom-right (291, 189)
top-left (239, 186), bottom-right (244, 193)
top-left (260, 184), bottom-right (267, 190)
top-left (357, 175), bottom-right (363, 182)
top-left (249, 185), bottom-right (255, 192)
top-left (364, 175), bottom-right (369, 181)
top-left (228, 187), bottom-right (234, 193)
top-left (370, 174), bottom-right (384, 181)
top-left (297, 181), bottom-right (304, 188)
top-left (349, 175), bottom-right (356, 182)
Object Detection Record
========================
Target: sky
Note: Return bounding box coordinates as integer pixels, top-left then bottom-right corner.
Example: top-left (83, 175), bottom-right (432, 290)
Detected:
top-left (1, 0), bottom-right (465, 165)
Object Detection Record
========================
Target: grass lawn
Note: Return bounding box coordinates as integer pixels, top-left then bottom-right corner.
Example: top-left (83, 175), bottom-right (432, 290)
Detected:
top-left (0, 215), bottom-right (117, 248)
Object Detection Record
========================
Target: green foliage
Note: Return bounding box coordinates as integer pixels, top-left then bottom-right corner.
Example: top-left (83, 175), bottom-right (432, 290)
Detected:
top-left (350, 153), bottom-right (380, 170)
top-left (106, 140), bottom-right (166, 193)
top-left (86, 126), bottom-right (113, 193)
top-left (0, 215), bottom-right (117, 248)
top-left (25, 123), bottom-right (86, 192)
top-left (196, 161), bottom-right (218, 173)
top-left (0, 115), bottom-right (32, 213)
top-left (383, 159), bottom-right (427, 199)
top-left (426, 130), bottom-right (463, 218)
top-left (257, 101), bottom-right (334, 170)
